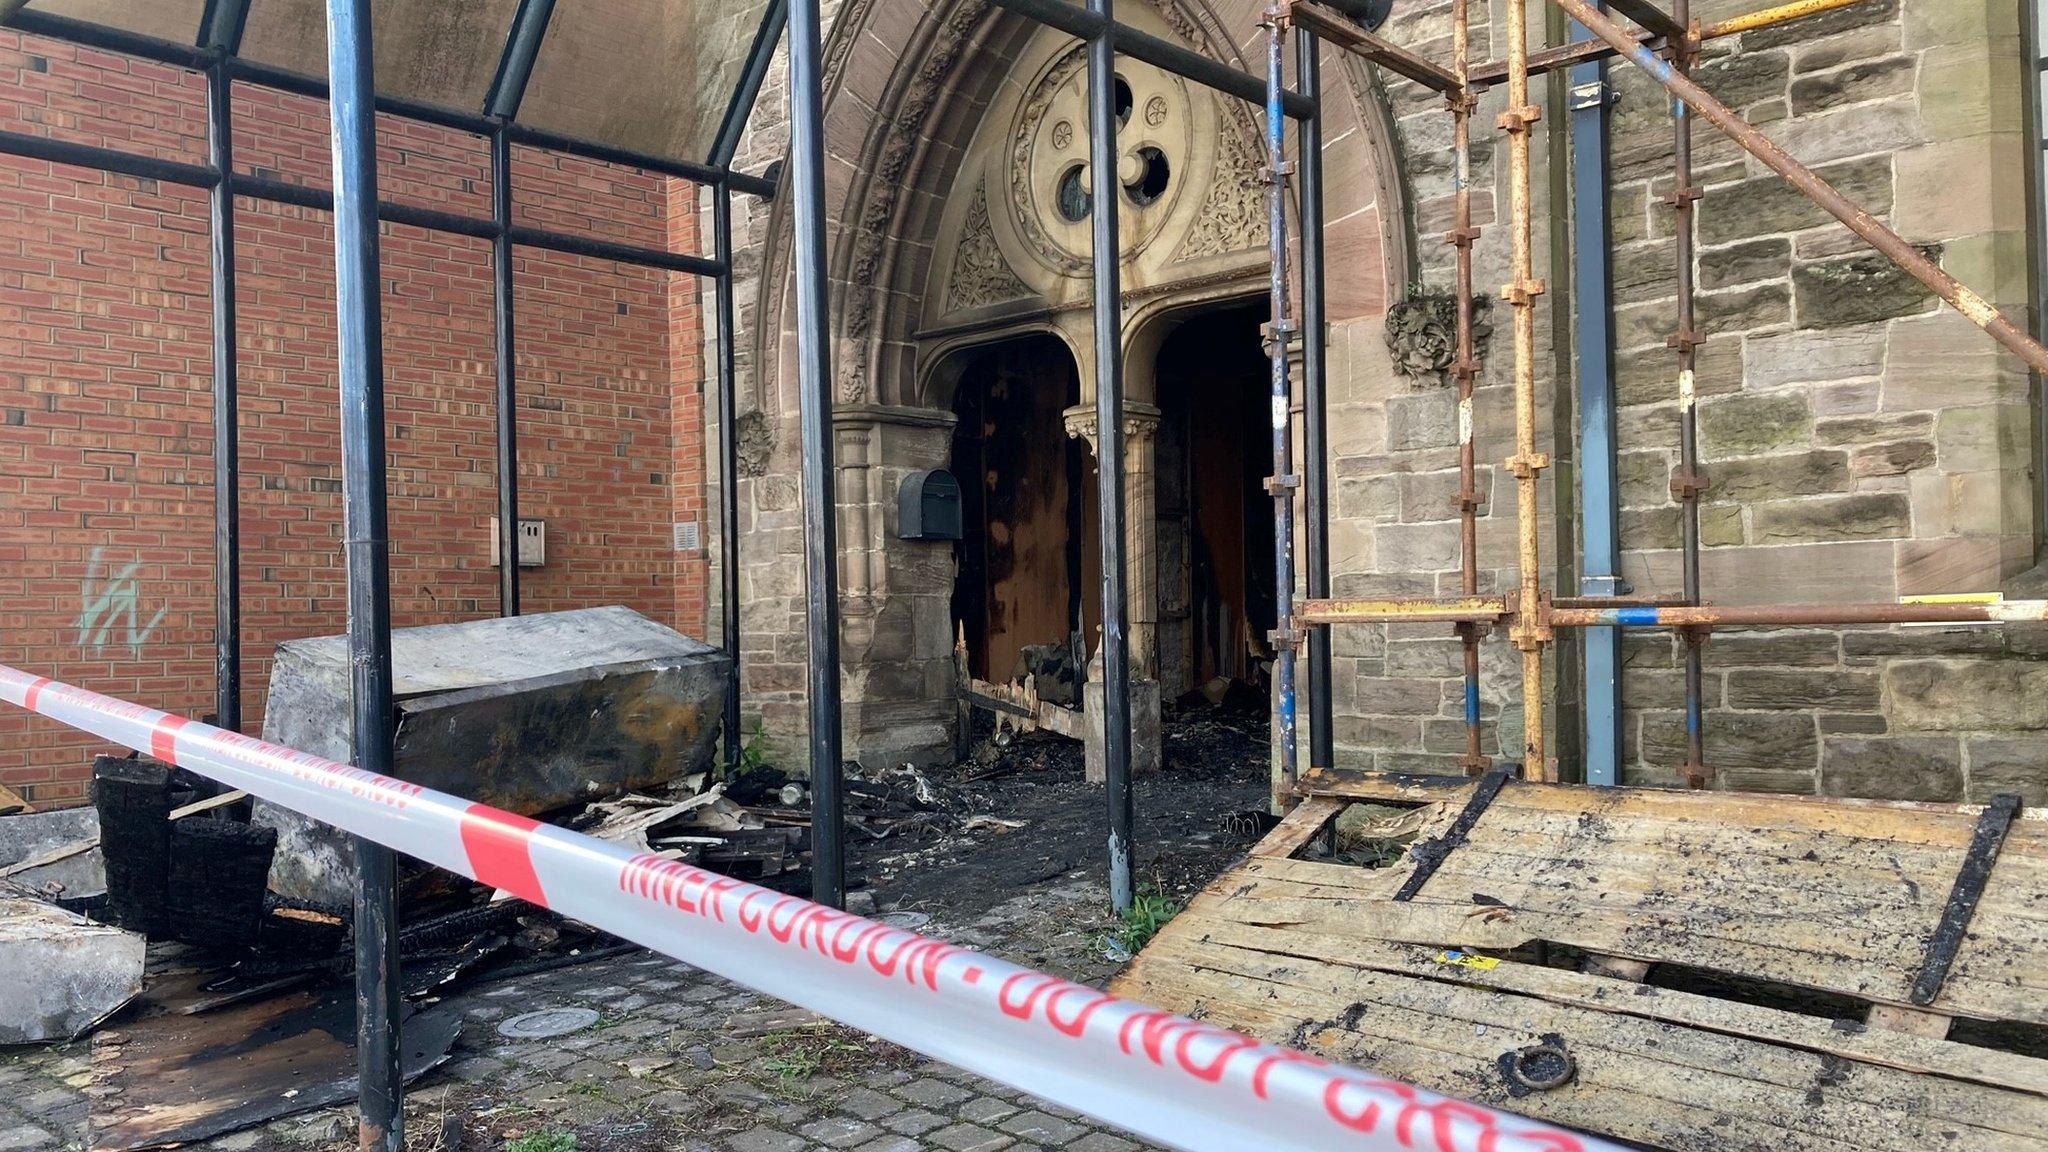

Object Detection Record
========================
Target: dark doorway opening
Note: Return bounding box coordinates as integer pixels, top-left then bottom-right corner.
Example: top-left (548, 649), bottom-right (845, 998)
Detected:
top-left (949, 334), bottom-right (1084, 684)
top-left (1155, 301), bottom-right (1275, 698)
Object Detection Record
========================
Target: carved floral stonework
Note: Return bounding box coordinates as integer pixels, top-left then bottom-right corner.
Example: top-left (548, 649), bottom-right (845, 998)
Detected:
top-left (1175, 106), bottom-right (1264, 261)
top-left (1385, 290), bottom-right (1495, 388)
top-left (836, 0), bottom-right (992, 402)
top-left (735, 409), bottom-right (774, 478)
top-left (947, 181), bottom-right (1033, 311)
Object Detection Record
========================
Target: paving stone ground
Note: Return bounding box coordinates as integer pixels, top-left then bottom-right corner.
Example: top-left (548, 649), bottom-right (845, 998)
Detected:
top-left (0, 879), bottom-right (1174, 1152)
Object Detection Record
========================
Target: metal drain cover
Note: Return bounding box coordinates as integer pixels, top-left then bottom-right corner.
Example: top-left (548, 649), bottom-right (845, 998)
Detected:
top-left (498, 1006), bottom-right (601, 1039)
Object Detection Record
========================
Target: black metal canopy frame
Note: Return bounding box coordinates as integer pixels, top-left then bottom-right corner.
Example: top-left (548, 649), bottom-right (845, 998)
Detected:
top-left (0, 0), bottom-right (1335, 1146)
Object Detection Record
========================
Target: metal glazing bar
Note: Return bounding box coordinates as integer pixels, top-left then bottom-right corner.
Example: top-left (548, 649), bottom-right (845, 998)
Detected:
top-left (484, 0), bottom-right (557, 121)
top-left (505, 124), bottom-right (778, 199)
top-left (1297, 27), bottom-right (1334, 777)
top-left (1289, 2), bottom-right (1462, 94)
top-left (1569, 15), bottom-right (1622, 787)
top-left (1449, 0), bottom-right (1489, 777)
top-left (207, 62), bottom-right (242, 734)
top-left (1605, 0), bottom-right (1684, 39)
top-left (987, 0), bottom-right (1316, 120)
top-left (233, 172), bottom-right (721, 273)
top-left (713, 186), bottom-right (745, 775)
top-left (4, 8), bottom-right (210, 67)
top-left (787, 0), bottom-right (845, 911)
top-left (712, 0), bottom-right (788, 170)
top-left (0, 132), bottom-right (720, 276)
top-left (198, 0), bottom-right (253, 53)
top-left (1263, 5), bottom-right (1299, 809)
top-left (506, 226), bottom-right (721, 276)
top-left (1298, 597), bottom-right (1510, 625)
top-left (1548, 601), bottom-right (2048, 628)
top-left (320, 2), bottom-right (402, 1150)
top-left (1552, 0), bottom-right (2048, 376)
top-left (490, 125), bottom-right (521, 618)
top-left (1086, 0), bottom-right (1136, 916)
top-left (1504, 0), bottom-right (1552, 779)
top-left (231, 172), bottom-right (497, 238)
top-left (0, 128), bottom-right (219, 187)
top-left (227, 56), bottom-right (499, 138)
top-left (1700, 0), bottom-right (1874, 38)
top-left (1668, 0), bottom-right (1707, 789)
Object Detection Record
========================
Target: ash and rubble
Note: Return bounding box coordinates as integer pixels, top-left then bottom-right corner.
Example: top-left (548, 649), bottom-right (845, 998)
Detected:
top-left (0, 671), bottom-right (1277, 1152)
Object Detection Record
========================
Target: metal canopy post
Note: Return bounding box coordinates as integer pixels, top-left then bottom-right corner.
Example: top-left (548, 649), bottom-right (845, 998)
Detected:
top-left (321, 1), bottom-right (403, 1148)
top-left (490, 124), bottom-right (521, 617)
top-left (1262, 6), bottom-right (1299, 805)
top-left (1296, 26), bottom-right (1333, 779)
top-left (205, 58), bottom-right (241, 732)
top-left (712, 0), bottom-right (788, 169)
top-left (787, 0), bottom-right (845, 911)
top-left (1085, 0), bottom-right (1136, 916)
top-left (484, 0), bottom-right (556, 121)
top-left (714, 186), bottom-right (745, 774)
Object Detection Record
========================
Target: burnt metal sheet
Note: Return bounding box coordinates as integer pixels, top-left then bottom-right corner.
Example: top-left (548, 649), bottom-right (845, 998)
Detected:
top-left (0, 807), bottom-right (104, 900)
top-left (255, 607), bottom-right (730, 905)
top-left (0, 897), bottom-right (144, 1044)
top-left (90, 989), bottom-right (459, 1151)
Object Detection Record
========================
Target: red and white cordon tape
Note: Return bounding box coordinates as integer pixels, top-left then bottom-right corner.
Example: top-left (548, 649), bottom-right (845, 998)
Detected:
top-left (1, 663), bottom-right (1615, 1152)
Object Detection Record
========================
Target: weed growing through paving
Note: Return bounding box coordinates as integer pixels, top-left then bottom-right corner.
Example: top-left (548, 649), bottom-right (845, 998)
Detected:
top-left (505, 1130), bottom-right (577, 1152)
top-left (756, 1023), bottom-right (913, 1086)
top-left (1110, 884), bottom-right (1182, 954)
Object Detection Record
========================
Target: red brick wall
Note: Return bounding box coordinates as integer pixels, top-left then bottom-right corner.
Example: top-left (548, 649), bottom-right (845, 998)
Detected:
top-left (0, 32), bottom-right (708, 806)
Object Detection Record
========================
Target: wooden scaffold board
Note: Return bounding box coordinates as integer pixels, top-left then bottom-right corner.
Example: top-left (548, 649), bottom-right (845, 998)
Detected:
top-left (1112, 774), bottom-right (2048, 1152)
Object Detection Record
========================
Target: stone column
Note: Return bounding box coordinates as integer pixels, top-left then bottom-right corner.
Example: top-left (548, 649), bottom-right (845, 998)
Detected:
top-left (1065, 401), bottom-right (1164, 778)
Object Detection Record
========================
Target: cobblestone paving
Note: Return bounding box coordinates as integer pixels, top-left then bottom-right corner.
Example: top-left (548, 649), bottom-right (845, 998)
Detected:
top-left (0, 882), bottom-right (1171, 1152)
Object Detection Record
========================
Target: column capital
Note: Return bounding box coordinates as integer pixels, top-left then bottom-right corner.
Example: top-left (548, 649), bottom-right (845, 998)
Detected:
top-left (1062, 401), bottom-right (1162, 446)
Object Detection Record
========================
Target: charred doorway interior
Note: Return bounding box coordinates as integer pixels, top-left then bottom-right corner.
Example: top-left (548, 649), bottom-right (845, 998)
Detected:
top-left (1156, 301), bottom-right (1275, 701)
top-left (949, 334), bottom-right (1085, 690)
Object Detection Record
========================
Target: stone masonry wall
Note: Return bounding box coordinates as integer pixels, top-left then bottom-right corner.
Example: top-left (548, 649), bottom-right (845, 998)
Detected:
top-left (1312, 0), bottom-right (2047, 802)
top-left (1603, 0), bottom-right (2044, 801)
top-left (1318, 0), bottom-right (1566, 776)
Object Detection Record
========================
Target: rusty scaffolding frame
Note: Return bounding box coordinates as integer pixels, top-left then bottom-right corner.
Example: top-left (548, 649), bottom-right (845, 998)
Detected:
top-left (1272, 0), bottom-right (2048, 792)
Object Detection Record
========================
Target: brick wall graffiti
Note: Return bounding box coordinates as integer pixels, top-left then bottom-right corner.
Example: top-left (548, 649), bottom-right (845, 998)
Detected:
top-left (73, 549), bottom-right (167, 657)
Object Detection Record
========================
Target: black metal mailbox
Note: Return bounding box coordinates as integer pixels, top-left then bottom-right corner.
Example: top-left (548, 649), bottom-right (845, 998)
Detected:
top-left (898, 468), bottom-right (963, 541)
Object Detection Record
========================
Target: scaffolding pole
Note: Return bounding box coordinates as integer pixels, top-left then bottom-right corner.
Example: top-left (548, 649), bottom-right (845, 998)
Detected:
top-left (1449, 0), bottom-right (1490, 775)
top-left (1503, 0), bottom-right (1552, 780)
top-left (1551, 0), bottom-right (2048, 376)
top-left (1263, 3), bottom-right (1300, 806)
top-left (1666, 0), bottom-right (1707, 789)
top-left (1299, 26), bottom-right (1334, 781)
